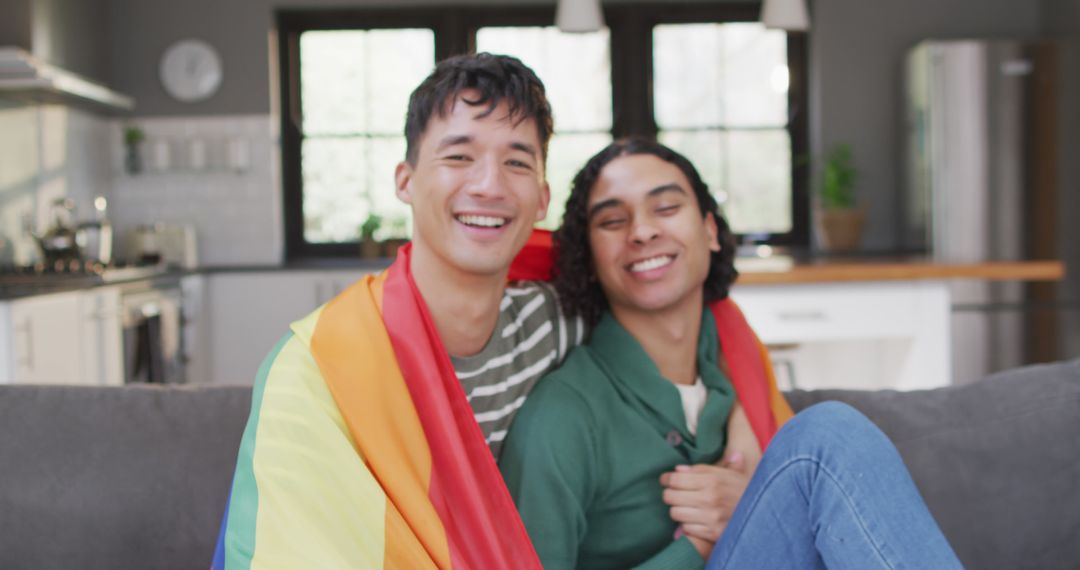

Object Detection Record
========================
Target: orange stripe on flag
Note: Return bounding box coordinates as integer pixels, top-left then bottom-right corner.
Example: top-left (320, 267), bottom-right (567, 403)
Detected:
top-left (311, 273), bottom-right (450, 568)
top-left (755, 336), bottom-right (795, 426)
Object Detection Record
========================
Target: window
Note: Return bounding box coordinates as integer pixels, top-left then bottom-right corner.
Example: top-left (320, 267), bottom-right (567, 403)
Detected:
top-left (299, 29), bottom-right (433, 243)
top-left (278, 5), bottom-right (807, 259)
top-left (475, 26), bottom-right (613, 227)
top-left (654, 23), bottom-right (793, 235)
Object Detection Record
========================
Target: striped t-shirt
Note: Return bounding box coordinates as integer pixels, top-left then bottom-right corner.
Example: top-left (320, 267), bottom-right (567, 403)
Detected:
top-left (451, 280), bottom-right (584, 458)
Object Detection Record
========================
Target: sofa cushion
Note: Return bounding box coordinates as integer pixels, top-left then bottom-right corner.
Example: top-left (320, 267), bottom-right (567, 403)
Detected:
top-left (786, 359), bottom-right (1080, 570)
top-left (0, 384), bottom-right (251, 570)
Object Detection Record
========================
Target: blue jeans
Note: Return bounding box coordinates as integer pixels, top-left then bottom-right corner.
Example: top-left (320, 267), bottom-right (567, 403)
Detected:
top-left (706, 402), bottom-right (962, 569)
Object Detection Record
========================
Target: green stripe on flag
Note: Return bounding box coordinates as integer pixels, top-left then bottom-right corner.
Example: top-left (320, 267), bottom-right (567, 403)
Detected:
top-left (224, 332), bottom-right (293, 570)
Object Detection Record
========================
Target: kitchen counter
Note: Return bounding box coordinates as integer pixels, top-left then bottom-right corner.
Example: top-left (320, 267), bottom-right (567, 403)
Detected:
top-left (0, 266), bottom-right (187, 301)
top-left (735, 258), bottom-right (1065, 285)
top-left (729, 258), bottom-right (1064, 391)
top-left (2, 257), bottom-right (1064, 301)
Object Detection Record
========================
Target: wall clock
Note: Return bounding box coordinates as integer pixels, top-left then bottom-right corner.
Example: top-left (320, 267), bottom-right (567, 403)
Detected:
top-left (159, 39), bottom-right (223, 103)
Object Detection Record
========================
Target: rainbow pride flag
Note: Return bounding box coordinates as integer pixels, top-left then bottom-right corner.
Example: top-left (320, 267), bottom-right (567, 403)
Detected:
top-left (212, 243), bottom-right (541, 569)
top-left (212, 233), bottom-right (792, 569)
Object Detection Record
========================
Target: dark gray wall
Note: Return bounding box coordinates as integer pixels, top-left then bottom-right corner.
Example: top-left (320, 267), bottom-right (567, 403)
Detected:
top-left (32, 0), bottom-right (111, 82)
top-left (108, 0), bottom-right (275, 117)
top-left (106, 0), bottom-right (1050, 251)
top-left (0, 0), bottom-right (33, 51)
top-left (107, 0), bottom-right (551, 117)
top-left (1040, 0), bottom-right (1080, 358)
top-left (0, 0), bottom-right (111, 82)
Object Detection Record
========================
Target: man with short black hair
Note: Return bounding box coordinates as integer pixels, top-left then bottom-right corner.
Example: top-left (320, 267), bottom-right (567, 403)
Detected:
top-left (212, 53), bottom-right (582, 569)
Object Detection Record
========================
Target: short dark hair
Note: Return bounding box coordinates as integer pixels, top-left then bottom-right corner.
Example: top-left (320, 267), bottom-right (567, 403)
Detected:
top-left (403, 52), bottom-right (554, 165)
top-left (553, 137), bottom-right (739, 328)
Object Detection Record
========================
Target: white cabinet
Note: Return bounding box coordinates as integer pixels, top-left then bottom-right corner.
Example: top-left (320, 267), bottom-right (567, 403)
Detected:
top-left (202, 271), bottom-right (954, 391)
top-left (78, 286), bottom-right (124, 385)
top-left (180, 275), bottom-right (209, 386)
top-left (2, 291), bottom-right (84, 384)
top-left (731, 280), bottom-right (952, 391)
top-left (0, 287), bottom-right (125, 385)
top-left (205, 270), bottom-right (367, 384)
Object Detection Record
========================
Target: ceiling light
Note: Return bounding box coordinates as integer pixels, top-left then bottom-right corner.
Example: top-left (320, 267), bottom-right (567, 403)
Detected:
top-left (761, 0), bottom-right (810, 32)
top-left (556, 0), bottom-right (605, 34)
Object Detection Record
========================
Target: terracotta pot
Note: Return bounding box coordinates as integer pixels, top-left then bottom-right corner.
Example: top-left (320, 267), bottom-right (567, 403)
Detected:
top-left (382, 239), bottom-right (409, 259)
top-left (816, 208), bottom-right (865, 252)
top-left (359, 239), bottom-right (382, 258)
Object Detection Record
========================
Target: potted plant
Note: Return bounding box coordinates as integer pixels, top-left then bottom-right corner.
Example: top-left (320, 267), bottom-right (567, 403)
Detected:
top-left (380, 215), bottom-right (410, 259)
top-left (124, 126), bottom-right (145, 174)
top-left (359, 213), bottom-right (383, 258)
top-left (815, 144), bottom-right (864, 252)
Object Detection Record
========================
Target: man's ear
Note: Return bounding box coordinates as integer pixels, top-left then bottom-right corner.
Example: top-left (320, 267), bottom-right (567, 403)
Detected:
top-left (705, 212), bottom-right (721, 252)
top-left (394, 161), bottom-right (414, 205)
top-left (535, 181), bottom-right (551, 222)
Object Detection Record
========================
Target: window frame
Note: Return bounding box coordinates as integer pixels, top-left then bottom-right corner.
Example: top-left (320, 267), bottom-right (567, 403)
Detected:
top-left (276, 3), bottom-right (809, 259)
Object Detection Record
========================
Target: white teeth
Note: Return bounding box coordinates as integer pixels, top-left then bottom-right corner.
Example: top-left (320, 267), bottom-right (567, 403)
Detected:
top-left (456, 214), bottom-right (507, 228)
top-left (630, 255), bottom-right (674, 272)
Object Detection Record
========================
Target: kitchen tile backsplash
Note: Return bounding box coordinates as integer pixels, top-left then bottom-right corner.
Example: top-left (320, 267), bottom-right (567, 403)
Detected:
top-left (109, 114), bottom-right (282, 266)
top-left (1, 107), bottom-right (281, 267)
top-left (0, 103), bottom-right (112, 266)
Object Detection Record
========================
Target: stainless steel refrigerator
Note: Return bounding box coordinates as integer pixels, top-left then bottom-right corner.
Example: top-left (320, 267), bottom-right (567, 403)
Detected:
top-left (904, 38), bottom-right (1079, 384)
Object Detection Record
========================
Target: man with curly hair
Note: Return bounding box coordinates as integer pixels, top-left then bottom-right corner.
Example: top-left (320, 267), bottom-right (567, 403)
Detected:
top-left (498, 138), bottom-right (961, 569)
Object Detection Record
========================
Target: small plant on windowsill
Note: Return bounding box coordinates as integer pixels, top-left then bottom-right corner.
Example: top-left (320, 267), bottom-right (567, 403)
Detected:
top-left (380, 215), bottom-right (410, 259)
top-left (815, 144), bottom-right (865, 253)
top-left (359, 213), bottom-right (383, 258)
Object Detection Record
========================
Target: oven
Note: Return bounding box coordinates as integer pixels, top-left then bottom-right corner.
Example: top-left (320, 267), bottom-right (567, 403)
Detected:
top-left (120, 281), bottom-right (185, 383)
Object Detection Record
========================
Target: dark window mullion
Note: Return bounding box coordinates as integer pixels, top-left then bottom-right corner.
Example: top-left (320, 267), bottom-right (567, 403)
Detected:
top-left (786, 32), bottom-right (810, 248)
top-left (609, 6), bottom-right (656, 139)
top-left (279, 15), bottom-right (308, 259)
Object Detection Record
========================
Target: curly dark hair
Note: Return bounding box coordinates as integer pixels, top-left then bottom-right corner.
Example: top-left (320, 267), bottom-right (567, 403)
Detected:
top-left (404, 52), bottom-right (554, 165)
top-left (553, 137), bottom-right (739, 328)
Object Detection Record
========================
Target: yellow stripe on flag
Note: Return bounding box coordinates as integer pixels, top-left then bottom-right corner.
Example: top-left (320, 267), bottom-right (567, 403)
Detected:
top-left (248, 309), bottom-right (388, 569)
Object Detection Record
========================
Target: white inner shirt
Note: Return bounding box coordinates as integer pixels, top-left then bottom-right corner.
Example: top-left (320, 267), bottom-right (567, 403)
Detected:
top-left (675, 376), bottom-right (709, 435)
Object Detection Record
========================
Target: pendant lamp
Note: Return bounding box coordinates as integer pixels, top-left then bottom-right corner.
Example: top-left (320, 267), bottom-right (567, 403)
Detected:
top-left (761, 0), bottom-right (810, 31)
top-left (556, 0), bottom-right (605, 33)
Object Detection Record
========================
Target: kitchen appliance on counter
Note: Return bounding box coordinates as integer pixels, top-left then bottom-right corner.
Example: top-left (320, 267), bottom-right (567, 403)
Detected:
top-left (123, 223), bottom-right (198, 269)
top-left (27, 196), bottom-right (114, 267)
top-left (29, 198), bottom-right (81, 266)
top-left (76, 196), bottom-right (114, 266)
top-left (904, 39), bottom-right (1079, 383)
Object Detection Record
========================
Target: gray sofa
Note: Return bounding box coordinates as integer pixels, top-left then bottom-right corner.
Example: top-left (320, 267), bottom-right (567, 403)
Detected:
top-left (2, 360), bottom-right (1078, 570)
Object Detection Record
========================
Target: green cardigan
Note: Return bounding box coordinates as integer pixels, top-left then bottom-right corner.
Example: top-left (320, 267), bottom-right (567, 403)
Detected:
top-left (499, 309), bottom-right (736, 569)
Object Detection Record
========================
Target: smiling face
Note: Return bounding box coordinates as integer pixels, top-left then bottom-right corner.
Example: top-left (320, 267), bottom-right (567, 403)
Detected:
top-left (395, 90), bottom-right (550, 279)
top-left (587, 153), bottom-right (720, 320)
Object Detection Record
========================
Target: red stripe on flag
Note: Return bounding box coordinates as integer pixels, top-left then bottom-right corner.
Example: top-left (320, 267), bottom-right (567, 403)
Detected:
top-left (381, 243), bottom-right (542, 569)
top-left (710, 299), bottom-right (780, 449)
